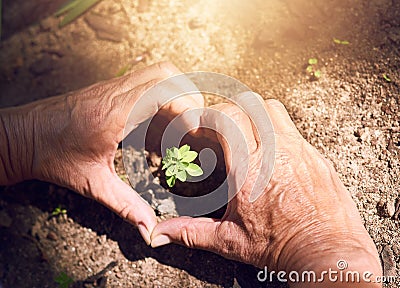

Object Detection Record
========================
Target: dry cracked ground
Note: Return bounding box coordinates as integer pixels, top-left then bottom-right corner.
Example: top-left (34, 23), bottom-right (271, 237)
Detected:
top-left (0, 0), bottom-right (399, 287)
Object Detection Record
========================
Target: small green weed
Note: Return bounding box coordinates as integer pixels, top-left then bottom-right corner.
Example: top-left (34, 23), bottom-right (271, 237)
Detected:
top-left (54, 272), bottom-right (73, 288)
top-left (116, 65), bottom-right (130, 77)
top-left (306, 58), bottom-right (321, 79)
top-left (333, 38), bottom-right (350, 45)
top-left (52, 205), bottom-right (67, 216)
top-left (382, 74), bottom-right (391, 82)
top-left (118, 174), bottom-right (128, 182)
top-left (161, 144), bottom-right (203, 187)
top-left (115, 55), bottom-right (146, 77)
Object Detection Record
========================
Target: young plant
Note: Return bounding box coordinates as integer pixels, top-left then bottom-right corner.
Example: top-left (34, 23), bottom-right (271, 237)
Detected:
top-left (118, 173), bottom-right (128, 182)
top-left (52, 205), bottom-right (67, 216)
top-left (161, 144), bottom-right (203, 187)
top-left (306, 58), bottom-right (321, 79)
top-left (116, 65), bottom-right (130, 77)
top-left (54, 271), bottom-right (73, 288)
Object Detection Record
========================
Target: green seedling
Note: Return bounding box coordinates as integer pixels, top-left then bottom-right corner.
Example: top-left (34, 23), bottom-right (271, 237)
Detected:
top-left (333, 38), bottom-right (350, 45)
top-left (54, 271), bottom-right (73, 288)
top-left (306, 58), bottom-right (321, 79)
top-left (115, 55), bottom-right (146, 77)
top-left (314, 70), bottom-right (322, 78)
top-left (308, 58), bottom-right (318, 65)
top-left (56, 0), bottom-right (102, 27)
top-left (52, 205), bottom-right (67, 216)
top-left (161, 144), bottom-right (203, 187)
top-left (116, 65), bottom-right (129, 77)
top-left (382, 74), bottom-right (391, 82)
top-left (118, 174), bottom-right (128, 182)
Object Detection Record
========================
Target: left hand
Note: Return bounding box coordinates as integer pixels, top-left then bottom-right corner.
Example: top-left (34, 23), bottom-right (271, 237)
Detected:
top-left (0, 62), bottom-right (204, 244)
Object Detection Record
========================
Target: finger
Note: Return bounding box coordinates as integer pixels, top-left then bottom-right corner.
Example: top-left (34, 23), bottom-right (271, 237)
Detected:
top-left (229, 92), bottom-right (276, 202)
top-left (128, 62), bottom-right (204, 116)
top-left (199, 103), bottom-right (261, 199)
top-left (153, 74), bottom-right (204, 135)
top-left (118, 61), bottom-right (203, 124)
top-left (263, 99), bottom-right (301, 136)
top-left (106, 61), bottom-right (180, 96)
top-left (151, 217), bottom-right (221, 251)
top-left (74, 61), bottom-right (177, 102)
top-left (122, 75), bottom-right (204, 137)
top-left (201, 103), bottom-right (258, 169)
top-left (85, 61), bottom-right (203, 133)
top-left (230, 92), bottom-right (268, 145)
top-left (94, 171), bottom-right (157, 245)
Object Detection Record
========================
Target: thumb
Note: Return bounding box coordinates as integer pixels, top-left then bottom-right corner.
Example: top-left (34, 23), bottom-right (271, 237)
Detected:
top-left (150, 217), bottom-right (221, 251)
top-left (123, 73), bottom-right (203, 137)
top-left (94, 171), bottom-right (158, 245)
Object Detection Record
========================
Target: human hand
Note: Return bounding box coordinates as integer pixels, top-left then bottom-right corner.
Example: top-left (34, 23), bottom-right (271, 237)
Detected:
top-left (151, 98), bottom-right (382, 287)
top-left (0, 62), bottom-right (203, 244)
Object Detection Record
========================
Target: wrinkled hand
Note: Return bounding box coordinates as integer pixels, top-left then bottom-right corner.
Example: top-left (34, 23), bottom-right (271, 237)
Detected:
top-left (0, 62), bottom-right (203, 244)
top-left (151, 99), bottom-right (382, 287)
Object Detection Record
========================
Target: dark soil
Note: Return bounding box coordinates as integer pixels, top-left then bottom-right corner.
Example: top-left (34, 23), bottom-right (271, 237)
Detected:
top-left (0, 0), bottom-right (399, 287)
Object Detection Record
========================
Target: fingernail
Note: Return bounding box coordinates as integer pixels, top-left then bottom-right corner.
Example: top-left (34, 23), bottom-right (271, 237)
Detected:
top-left (138, 224), bottom-right (151, 246)
top-left (151, 234), bottom-right (172, 248)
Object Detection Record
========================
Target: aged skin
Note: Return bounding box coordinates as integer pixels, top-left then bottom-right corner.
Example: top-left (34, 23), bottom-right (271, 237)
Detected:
top-left (0, 62), bottom-right (382, 287)
top-left (0, 62), bottom-right (204, 245)
top-left (151, 100), bottom-right (383, 287)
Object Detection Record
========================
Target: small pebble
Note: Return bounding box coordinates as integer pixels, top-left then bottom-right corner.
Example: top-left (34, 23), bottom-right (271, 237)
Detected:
top-left (46, 231), bottom-right (58, 241)
top-left (188, 18), bottom-right (205, 29)
top-left (386, 199), bottom-right (396, 218)
top-left (115, 272), bottom-right (123, 279)
top-left (0, 210), bottom-right (12, 228)
top-left (97, 235), bottom-right (107, 245)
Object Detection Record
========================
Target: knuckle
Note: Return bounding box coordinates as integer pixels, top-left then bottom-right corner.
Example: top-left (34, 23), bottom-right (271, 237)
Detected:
top-left (117, 203), bottom-right (134, 223)
top-left (265, 99), bottom-right (287, 112)
top-left (218, 236), bottom-right (238, 257)
top-left (142, 78), bottom-right (162, 91)
top-left (180, 224), bottom-right (197, 248)
top-left (218, 103), bottom-right (245, 118)
top-left (218, 240), bottom-right (232, 255)
top-left (215, 223), bottom-right (238, 255)
top-left (155, 61), bottom-right (177, 76)
top-left (321, 157), bottom-right (337, 175)
top-left (131, 79), bottom-right (162, 101)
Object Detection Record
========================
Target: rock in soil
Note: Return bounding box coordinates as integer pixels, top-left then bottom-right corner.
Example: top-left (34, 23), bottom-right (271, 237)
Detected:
top-left (29, 54), bottom-right (59, 76)
top-left (381, 246), bottom-right (396, 277)
top-left (85, 13), bottom-right (126, 42)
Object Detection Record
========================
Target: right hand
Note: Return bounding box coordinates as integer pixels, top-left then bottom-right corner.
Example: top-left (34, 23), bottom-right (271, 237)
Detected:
top-left (151, 99), bottom-right (382, 287)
